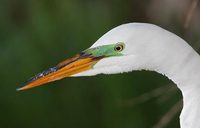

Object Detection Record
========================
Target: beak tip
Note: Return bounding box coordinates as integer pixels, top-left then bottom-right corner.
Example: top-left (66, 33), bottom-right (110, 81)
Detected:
top-left (16, 82), bottom-right (30, 91)
top-left (16, 86), bottom-right (26, 91)
top-left (16, 88), bottom-right (21, 91)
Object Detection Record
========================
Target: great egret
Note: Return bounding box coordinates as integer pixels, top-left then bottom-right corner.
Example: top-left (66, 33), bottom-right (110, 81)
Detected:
top-left (18, 23), bottom-right (200, 128)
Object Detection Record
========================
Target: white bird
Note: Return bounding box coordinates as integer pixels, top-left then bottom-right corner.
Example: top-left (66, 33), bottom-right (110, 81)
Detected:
top-left (18, 23), bottom-right (200, 128)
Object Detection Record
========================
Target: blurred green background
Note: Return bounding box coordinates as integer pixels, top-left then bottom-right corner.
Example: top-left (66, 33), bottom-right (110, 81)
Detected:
top-left (0, 0), bottom-right (200, 128)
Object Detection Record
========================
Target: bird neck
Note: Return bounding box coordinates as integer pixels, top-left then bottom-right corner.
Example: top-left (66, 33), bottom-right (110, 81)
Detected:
top-left (155, 41), bottom-right (200, 128)
top-left (169, 53), bottom-right (200, 128)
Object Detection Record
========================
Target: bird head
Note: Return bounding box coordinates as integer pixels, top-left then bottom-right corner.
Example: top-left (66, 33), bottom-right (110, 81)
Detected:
top-left (17, 23), bottom-right (167, 91)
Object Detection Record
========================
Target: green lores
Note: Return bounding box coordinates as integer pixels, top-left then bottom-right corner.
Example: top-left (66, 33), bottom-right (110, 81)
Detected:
top-left (84, 42), bottom-right (125, 57)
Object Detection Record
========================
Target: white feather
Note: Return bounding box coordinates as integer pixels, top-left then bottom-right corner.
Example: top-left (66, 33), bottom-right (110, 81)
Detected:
top-left (73, 23), bottom-right (200, 128)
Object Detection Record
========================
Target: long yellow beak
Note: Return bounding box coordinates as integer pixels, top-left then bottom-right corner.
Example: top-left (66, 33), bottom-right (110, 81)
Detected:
top-left (17, 53), bottom-right (102, 91)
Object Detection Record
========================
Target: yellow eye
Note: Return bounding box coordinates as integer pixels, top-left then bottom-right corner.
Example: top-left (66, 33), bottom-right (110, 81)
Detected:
top-left (114, 42), bottom-right (125, 52)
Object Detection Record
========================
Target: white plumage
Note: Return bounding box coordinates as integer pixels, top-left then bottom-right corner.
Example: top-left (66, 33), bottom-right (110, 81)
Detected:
top-left (74, 23), bottom-right (200, 128)
top-left (18, 22), bottom-right (200, 127)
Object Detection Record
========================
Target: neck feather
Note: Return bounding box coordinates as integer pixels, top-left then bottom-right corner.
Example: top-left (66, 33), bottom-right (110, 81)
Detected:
top-left (154, 38), bottom-right (200, 128)
top-left (169, 52), bottom-right (200, 128)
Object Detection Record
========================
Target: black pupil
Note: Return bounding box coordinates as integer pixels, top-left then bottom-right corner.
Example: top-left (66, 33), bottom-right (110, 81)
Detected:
top-left (116, 46), bottom-right (121, 51)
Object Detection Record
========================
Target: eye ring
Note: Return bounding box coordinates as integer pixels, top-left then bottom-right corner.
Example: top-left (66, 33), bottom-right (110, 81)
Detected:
top-left (114, 42), bottom-right (125, 52)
